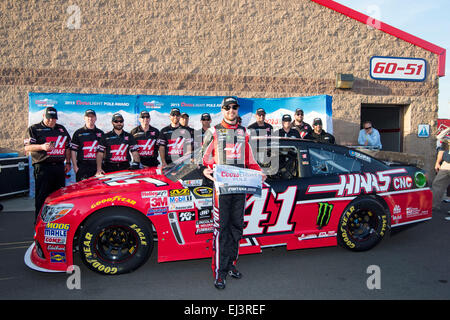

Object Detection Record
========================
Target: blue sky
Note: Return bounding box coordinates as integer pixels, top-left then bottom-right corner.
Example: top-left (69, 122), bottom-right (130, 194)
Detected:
top-left (335, 0), bottom-right (449, 119)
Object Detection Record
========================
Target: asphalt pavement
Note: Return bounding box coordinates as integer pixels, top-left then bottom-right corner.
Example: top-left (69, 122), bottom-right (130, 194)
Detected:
top-left (0, 196), bottom-right (449, 301)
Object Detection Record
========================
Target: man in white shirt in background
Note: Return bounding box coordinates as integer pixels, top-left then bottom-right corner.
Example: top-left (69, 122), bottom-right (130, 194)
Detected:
top-left (358, 120), bottom-right (382, 149)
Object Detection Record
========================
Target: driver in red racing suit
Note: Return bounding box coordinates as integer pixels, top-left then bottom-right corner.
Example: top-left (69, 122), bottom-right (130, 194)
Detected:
top-left (199, 96), bottom-right (265, 290)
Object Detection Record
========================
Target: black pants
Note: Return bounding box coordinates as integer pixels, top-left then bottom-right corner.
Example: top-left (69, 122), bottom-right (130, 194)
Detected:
top-left (75, 163), bottom-right (97, 182)
top-left (103, 161), bottom-right (130, 173)
top-left (34, 162), bottom-right (65, 222)
top-left (212, 191), bottom-right (246, 279)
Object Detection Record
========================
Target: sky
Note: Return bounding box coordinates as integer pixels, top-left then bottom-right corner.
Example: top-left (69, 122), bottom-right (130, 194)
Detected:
top-left (335, 0), bottom-right (449, 119)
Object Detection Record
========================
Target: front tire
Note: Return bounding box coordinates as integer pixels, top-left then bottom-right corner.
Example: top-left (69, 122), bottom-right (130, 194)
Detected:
top-left (337, 197), bottom-right (388, 252)
top-left (79, 208), bottom-right (153, 275)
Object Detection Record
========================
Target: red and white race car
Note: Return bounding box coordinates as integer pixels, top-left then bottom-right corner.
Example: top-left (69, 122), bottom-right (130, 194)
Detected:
top-left (25, 138), bottom-right (432, 275)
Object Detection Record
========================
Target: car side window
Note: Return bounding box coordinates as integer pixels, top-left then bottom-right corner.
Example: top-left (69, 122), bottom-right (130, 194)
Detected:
top-left (309, 147), bottom-right (361, 176)
top-left (259, 147), bottom-right (300, 180)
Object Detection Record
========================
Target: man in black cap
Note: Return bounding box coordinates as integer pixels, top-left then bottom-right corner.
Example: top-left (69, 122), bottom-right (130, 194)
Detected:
top-left (24, 107), bottom-right (72, 222)
top-left (180, 112), bottom-right (195, 157)
top-left (276, 114), bottom-right (301, 138)
top-left (70, 109), bottom-right (104, 181)
top-left (248, 108), bottom-right (273, 137)
top-left (194, 112), bottom-right (212, 147)
top-left (292, 108), bottom-right (312, 138)
top-left (158, 108), bottom-right (192, 167)
top-left (305, 118), bottom-right (335, 144)
top-left (96, 113), bottom-right (140, 175)
top-left (130, 110), bottom-right (160, 167)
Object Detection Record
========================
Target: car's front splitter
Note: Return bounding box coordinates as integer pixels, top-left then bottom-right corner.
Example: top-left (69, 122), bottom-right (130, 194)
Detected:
top-left (24, 242), bottom-right (65, 273)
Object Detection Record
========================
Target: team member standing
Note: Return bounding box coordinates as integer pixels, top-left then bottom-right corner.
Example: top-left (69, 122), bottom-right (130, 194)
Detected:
top-left (70, 109), bottom-right (104, 181)
top-left (199, 96), bottom-right (264, 290)
top-left (194, 112), bottom-right (212, 148)
top-left (247, 108), bottom-right (273, 137)
top-left (276, 114), bottom-right (301, 138)
top-left (96, 113), bottom-right (140, 175)
top-left (24, 107), bottom-right (71, 222)
top-left (158, 108), bottom-right (192, 166)
top-left (291, 108), bottom-right (312, 138)
top-left (305, 118), bottom-right (335, 144)
top-left (130, 110), bottom-right (160, 167)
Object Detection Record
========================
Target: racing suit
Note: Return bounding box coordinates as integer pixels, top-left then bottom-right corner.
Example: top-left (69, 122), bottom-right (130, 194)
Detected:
top-left (199, 120), bottom-right (261, 279)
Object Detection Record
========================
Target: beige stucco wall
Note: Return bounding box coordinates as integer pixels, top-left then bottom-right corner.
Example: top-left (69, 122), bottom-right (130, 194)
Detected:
top-left (0, 0), bottom-right (440, 174)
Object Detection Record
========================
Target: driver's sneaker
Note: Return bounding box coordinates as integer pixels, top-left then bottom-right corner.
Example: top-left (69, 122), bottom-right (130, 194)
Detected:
top-left (214, 277), bottom-right (226, 290)
top-left (228, 266), bottom-right (242, 279)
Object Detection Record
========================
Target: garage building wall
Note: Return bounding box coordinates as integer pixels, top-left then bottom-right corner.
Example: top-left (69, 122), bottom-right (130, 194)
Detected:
top-left (0, 0), bottom-right (440, 174)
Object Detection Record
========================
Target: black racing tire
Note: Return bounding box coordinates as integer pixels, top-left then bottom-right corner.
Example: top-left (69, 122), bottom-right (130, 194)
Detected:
top-left (337, 197), bottom-right (388, 252)
top-left (79, 207), bottom-right (154, 275)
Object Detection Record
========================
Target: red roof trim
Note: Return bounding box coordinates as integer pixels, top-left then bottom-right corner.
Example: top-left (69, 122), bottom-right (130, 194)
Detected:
top-left (311, 0), bottom-right (446, 77)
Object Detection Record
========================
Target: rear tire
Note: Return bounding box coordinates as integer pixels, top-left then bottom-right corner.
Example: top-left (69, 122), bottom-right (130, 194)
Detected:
top-left (79, 208), bottom-right (153, 275)
top-left (337, 197), bottom-right (388, 252)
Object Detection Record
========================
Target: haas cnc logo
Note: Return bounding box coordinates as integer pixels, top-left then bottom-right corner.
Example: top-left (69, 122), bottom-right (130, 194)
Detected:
top-left (46, 136), bottom-right (67, 156)
top-left (138, 139), bottom-right (156, 156)
top-left (82, 140), bottom-right (98, 159)
top-left (110, 144), bottom-right (128, 162)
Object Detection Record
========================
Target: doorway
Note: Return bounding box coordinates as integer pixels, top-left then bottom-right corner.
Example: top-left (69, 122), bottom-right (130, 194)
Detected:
top-left (361, 104), bottom-right (405, 152)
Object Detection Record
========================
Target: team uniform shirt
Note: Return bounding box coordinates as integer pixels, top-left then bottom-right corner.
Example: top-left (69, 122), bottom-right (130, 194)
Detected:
top-left (24, 121), bottom-right (71, 165)
top-left (305, 130), bottom-right (336, 144)
top-left (158, 125), bottom-right (192, 164)
top-left (276, 128), bottom-right (301, 138)
top-left (98, 130), bottom-right (139, 164)
top-left (247, 122), bottom-right (273, 137)
top-left (200, 120), bottom-right (261, 171)
top-left (70, 126), bottom-right (104, 165)
top-left (292, 121), bottom-right (312, 138)
top-left (130, 125), bottom-right (160, 166)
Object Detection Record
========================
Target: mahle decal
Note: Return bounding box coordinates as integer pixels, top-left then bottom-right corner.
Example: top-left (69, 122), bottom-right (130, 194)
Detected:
top-left (317, 202), bottom-right (334, 229)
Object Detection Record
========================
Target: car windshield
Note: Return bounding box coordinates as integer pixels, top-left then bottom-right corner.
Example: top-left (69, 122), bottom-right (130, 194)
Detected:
top-left (162, 150), bottom-right (202, 182)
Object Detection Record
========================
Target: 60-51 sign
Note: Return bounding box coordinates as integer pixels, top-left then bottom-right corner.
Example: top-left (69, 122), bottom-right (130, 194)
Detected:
top-left (370, 56), bottom-right (427, 82)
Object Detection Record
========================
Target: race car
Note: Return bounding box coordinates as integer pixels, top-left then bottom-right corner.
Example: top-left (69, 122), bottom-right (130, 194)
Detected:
top-left (25, 137), bottom-right (432, 275)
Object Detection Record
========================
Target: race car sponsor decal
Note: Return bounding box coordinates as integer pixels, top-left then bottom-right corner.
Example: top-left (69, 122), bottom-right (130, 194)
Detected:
top-left (349, 150), bottom-right (371, 163)
top-left (198, 208), bottom-right (212, 220)
top-left (306, 168), bottom-right (407, 197)
top-left (181, 179), bottom-right (203, 187)
top-left (298, 230), bottom-right (336, 241)
top-left (90, 196), bottom-right (136, 209)
top-left (179, 211), bottom-right (195, 222)
top-left (193, 187), bottom-right (213, 198)
top-left (195, 219), bottom-right (214, 234)
top-left (316, 202), bottom-right (333, 229)
top-left (50, 252), bottom-right (66, 263)
top-left (44, 223), bottom-right (70, 245)
top-left (169, 195), bottom-right (194, 210)
top-left (392, 176), bottom-right (413, 190)
top-left (169, 188), bottom-right (190, 196)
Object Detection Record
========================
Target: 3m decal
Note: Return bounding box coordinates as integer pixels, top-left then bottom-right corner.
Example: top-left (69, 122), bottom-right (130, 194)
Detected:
top-left (317, 202), bottom-right (333, 229)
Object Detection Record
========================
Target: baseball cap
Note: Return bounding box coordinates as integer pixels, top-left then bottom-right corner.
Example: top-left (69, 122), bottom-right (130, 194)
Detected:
top-left (170, 108), bottom-right (181, 116)
top-left (201, 113), bottom-right (211, 121)
top-left (181, 112), bottom-right (189, 118)
top-left (45, 107), bottom-right (58, 119)
top-left (295, 108), bottom-right (304, 115)
top-left (256, 108), bottom-right (266, 115)
top-left (221, 96), bottom-right (239, 107)
top-left (282, 114), bottom-right (292, 122)
top-left (84, 109), bottom-right (96, 117)
top-left (112, 113), bottom-right (124, 121)
top-left (313, 118), bottom-right (323, 126)
top-left (139, 110), bottom-right (150, 118)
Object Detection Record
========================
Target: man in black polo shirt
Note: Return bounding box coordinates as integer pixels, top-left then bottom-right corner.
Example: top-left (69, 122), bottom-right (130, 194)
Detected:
top-left (70, 109), bottom-right (104, 181)
top-left (305, 118), bottom-right (335, 144)
top-left (248, 108), bottom-right (273, 165)
top-left (130, 110), bottom-right (160, 167)
top-left (291, 108), bottom-right (312, 138)
top-left (276, 114), bottom-right (301, 138)
top-left (96, 113), bottom-right (140, 175)
top-left (158, 108), bottom-right (192, 167)
top-left (24, 107), bottom-right (71, 222)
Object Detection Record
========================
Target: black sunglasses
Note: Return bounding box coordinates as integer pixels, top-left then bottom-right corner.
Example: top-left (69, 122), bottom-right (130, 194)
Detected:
top-left (222, 104), bottom-right (239, 111)
top-left (365, 126), bottom-right (372, 130)
top-left (140, 116), bottom-right (150, 119)
top-left (113, 120), bottom-right (124, 123)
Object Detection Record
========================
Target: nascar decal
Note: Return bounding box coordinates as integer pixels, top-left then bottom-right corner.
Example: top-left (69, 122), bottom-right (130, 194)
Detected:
top-left (306, 168), bottom-right (408, 197)
top-left (244, 186), bottom-right (297, 236)
top-left (316, 202), bottom-right (333, 229)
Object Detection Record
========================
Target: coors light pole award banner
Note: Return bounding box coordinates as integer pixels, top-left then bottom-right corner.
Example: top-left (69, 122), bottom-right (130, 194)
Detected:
top-left (28, 92), bottom-right (332, 197)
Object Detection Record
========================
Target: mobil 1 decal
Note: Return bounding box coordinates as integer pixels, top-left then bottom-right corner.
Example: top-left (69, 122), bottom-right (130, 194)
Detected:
top-left (316, 202), bottom-right (333, 229)
top-left (244, 186), bottom-right (297, 237)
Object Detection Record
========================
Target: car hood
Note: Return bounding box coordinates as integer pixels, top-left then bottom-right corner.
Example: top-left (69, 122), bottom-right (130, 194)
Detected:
top-left (46, 168), bottom-right (177, 204)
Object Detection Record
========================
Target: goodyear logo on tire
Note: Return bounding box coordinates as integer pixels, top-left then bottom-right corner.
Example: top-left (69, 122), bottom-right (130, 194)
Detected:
top-left (317, 202), bottom-right (333, 229)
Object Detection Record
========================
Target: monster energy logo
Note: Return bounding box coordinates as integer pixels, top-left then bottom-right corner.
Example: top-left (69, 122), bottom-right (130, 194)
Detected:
top-left (317, 202), bottom-right (334, 229)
